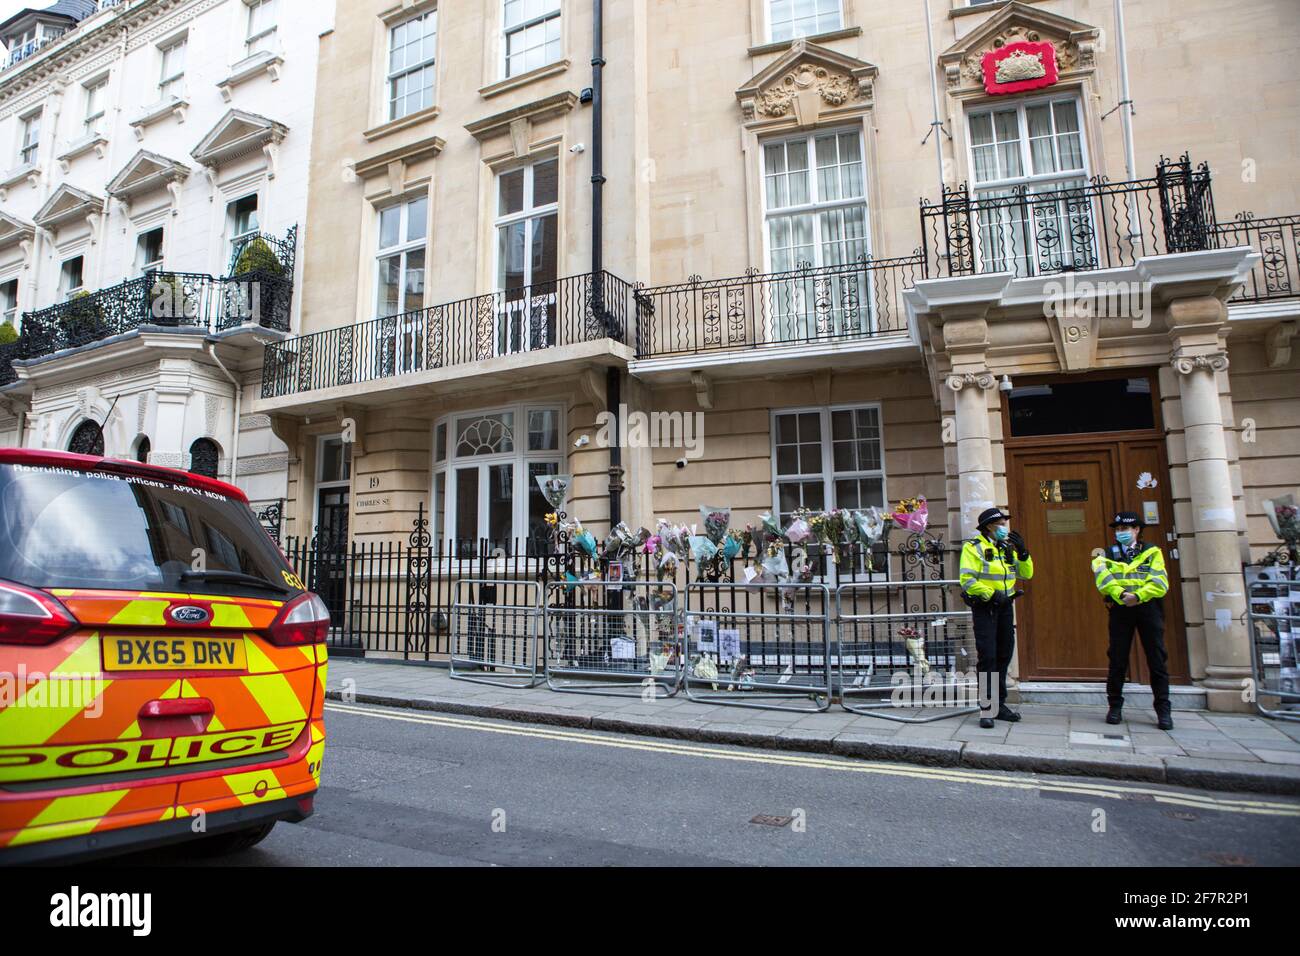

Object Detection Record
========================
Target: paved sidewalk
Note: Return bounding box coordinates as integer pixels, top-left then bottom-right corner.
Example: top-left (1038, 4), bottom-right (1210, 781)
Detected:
top-left (324, 657), bottom-right (1300, 796)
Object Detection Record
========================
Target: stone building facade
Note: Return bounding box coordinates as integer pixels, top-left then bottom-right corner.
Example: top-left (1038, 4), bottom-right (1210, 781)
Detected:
top-left (84, 0), bottom-right (1299, 709)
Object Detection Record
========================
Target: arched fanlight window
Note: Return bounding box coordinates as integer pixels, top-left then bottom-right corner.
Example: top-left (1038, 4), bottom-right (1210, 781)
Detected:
top-left (189, 438), bottom-right (220, 479)
top-left (68, 420), bottom-right (105, 456)
top-left (135, 436), bottom-right (151, 464)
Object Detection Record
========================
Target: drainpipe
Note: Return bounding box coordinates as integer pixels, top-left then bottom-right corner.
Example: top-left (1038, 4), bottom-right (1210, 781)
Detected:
top-left (591, 0), bottom-right (621, 526)
top-left (922, 0), bottom-right (947, 196)
top-left (206, 342), bottom-right (241, 488)
top-left (1113, 0), bottom-right (1137, 181)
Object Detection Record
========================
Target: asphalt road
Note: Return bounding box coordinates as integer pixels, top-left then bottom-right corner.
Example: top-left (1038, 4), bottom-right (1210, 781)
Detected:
top-left (121, 701), bottom-right (1300, 866)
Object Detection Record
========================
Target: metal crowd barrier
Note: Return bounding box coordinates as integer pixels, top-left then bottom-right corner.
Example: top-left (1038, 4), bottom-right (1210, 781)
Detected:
top-left (1245, 564), bottom-right (1300, 722)
top-left (544, 580), bottom-right (684, 698)
top-left (684, 582), bottom-right (832, 712)
top-left (449, 578), bottom-right (545, 687)
top-left (836, 580), bottom-right (978, 723)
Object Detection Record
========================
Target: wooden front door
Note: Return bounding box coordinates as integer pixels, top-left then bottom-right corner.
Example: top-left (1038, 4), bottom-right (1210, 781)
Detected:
top-left (1008, 439), bottom-right (1188, 683)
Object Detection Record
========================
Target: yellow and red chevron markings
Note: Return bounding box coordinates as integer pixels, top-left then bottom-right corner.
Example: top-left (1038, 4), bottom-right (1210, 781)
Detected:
top-left (0, 588), bottom-right (327, 852)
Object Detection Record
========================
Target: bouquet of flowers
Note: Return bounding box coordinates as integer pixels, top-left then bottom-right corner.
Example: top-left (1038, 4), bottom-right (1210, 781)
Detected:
top-left (690, 534), bottom-right (719, 573)
top-left (604, 521), bottom-right (637, 560)
top-left (891, 496), bottom-right (929, 534)
top-left (535, 473), bottom-right (572, 511)
top-left (1263, 495), bottom-right (1300, 546)
top-left (853, 507), bottom-right (887, 547)
top-left (700, 505), bottom-right (731, 545)
top-left (723, 529), bottom-right (745, 562)
top-left (784, 515), bottom-right (813, 544)
top-left (571, 520), bottom-right (598, 558)
top-left (655, 518), bottom-right (691, 561)
top-left (899, 624), bottom-right (930, 675)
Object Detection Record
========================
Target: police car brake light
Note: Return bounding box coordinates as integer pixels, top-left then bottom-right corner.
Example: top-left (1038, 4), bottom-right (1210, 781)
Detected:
top-left (268, 591), bottom-right (330, 646)
top-left (0, 582), bottom-right (79, 646)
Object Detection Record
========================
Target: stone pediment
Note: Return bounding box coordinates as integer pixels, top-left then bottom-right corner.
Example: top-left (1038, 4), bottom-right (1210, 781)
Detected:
top-left (736, 39), bottom-right (877, 125)
top-left (191, 108), bottom-right (287, 173)
top-left (33, 183), bottom-right (105, 230)
top-left (0, 211), bottom-right (35, 249)
top-left (106, 150), bottom-right (190, 202)
top-left (938, 1), bottom-right (1099, 92)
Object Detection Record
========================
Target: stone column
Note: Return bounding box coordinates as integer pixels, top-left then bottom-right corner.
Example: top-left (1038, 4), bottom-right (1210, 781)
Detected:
top-left (947, 370), bottom-right (998, 540)
top-left (1168, 296), bottom-right (1250, 711)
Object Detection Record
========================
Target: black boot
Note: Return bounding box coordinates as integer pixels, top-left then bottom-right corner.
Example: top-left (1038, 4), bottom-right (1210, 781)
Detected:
top-left (1105, 703), bottom-right (1123, 725)
top-left (978, 717), bottom-right (995, 729)
top-left (1156, 704), bottom-right (1174, 731)
top-left (996, 705), bottom-right (1022, 722)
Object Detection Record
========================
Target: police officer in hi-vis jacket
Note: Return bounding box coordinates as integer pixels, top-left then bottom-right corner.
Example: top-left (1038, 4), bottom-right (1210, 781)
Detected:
top-left (1091, 511), bottom-right (1173, 730)
top-left (959, 507), bottom-right (1034, 729)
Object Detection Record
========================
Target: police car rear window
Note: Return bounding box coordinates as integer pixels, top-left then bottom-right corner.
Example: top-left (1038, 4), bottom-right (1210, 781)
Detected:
top-left (0, 462), bottom-right (293, 594)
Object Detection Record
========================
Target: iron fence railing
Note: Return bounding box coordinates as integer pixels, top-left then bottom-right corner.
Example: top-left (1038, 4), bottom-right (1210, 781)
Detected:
top-left (632, 253), bottom-right (924, 359)
top-left (921, 154), bottom-right (1216, 280)
top-left (1, 227), bottom-right (295, 383)
top-left (260, 270), bottom-right (634, 399)
top-left (1216, 213), bottom-right (1300, 304)
top-left (280, 510), bottom-right (958, 662)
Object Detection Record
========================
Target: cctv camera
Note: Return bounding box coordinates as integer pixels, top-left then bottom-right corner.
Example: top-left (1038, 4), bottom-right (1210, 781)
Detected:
top-left (569, 143), bottom-right (586, 154)
top-left (574, 434), bottom-right (591, 448)
top-left (675, 457), bottom-right (688, 469)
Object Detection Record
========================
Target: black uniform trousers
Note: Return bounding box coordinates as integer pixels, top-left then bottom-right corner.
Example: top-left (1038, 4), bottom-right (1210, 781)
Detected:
top-left (973, 599), bottom-right (1015, 713)
top-left (1106, 599), bottom-right (1170, 710)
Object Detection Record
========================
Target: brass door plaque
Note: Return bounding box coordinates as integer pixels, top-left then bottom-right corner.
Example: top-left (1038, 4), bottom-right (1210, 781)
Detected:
top-left (1046, 508), bottom-right (1087, 534)
top-left (1040, 479), bottom-right (1089, 503)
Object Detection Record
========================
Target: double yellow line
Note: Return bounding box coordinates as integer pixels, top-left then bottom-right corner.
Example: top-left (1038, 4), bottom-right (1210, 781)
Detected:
top-left (324, 701), bottom-right (1300, 818)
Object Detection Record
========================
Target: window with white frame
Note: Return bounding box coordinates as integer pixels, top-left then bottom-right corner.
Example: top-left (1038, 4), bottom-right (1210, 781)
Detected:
top-left (245, 0), bottom-right (277, 54)
top-left (60, 256), bottom-right (85, 299)
top-left (314, 435), bottom-right (351, 548)
top-left (228, 194), bottom-right (259, 258)
top-left (387, 9), bottom-right (437, 121)
top-left (761, 129), bottom-right (870, 340)
top-left (83, 77), bottom-right (107, 137)
top-left (432, 405), bottom-right (563, 556)
top-left (503, 0), bottom-right (561, 78)
top-left (376, 195), bottom-right (427, 318)
top-left (136, 227), bottom-right (164, 275)
top-left (375, 194), bottom-right (427, 374)
top-left (495, 157), bottom-right (558, 353)
top-left (772, 405), bottom-right (884, 527)
top-left (158, 36), bottom-right (186, 99)
top-left (19, 110), bottom-right (40, 165)
top-left (1, 279), bottom-right (17, 327)
top-left (966, 95), bottom-right (1090, 276)
top-left (768, 0), bottom-right (842, 43)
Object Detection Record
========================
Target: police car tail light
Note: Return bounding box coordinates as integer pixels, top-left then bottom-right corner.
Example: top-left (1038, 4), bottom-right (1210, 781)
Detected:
top-left (268, 592), bottom-right (330, 646)
top-left (0, 582), bottom-right (79, 646)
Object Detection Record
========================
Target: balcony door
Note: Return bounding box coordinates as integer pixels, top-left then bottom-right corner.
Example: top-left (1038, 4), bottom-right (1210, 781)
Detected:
top-left (967, 96), bottom-right (1097, 276)
top-left (761, 129), bottom-right (872, 344)
top-left (495, 158), bottom-right (558, 356)
top-left (375, 195), bottom-right (427, 375)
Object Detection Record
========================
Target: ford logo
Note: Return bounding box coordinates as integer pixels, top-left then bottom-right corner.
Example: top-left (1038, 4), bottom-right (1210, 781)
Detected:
top-left (170, 605), bottom-right (209, 625)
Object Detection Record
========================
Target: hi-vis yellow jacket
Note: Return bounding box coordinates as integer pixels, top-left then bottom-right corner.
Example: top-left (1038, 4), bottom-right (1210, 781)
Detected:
top-left (1091, 543), bottom-right (1169, 605)
top-left (959, 533), bottom-right (1034, 601)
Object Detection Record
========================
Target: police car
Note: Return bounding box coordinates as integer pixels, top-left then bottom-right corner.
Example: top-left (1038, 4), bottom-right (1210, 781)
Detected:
top-left (0, 448), bottom-right (328, 863)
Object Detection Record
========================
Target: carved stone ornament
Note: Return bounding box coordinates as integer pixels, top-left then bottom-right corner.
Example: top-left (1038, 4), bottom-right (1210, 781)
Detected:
top-left (736, 40), bottom-right (877, 123)
top-left (757, 64), bottom-right (863, 118)
top-left (1171, 352), bottom-right (1230, 375)
top-left (940, 4), bottom-right (1100, 93)
top-left (945, 371), bottom-right (997, 391)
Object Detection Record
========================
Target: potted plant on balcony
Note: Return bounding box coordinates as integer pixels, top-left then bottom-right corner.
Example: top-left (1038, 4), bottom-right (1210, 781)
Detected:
top-left (0, 321), bottom-right (16, 346)
top-left (61, 291), bottom-right (110, 347)
top-left (229, 237), bottom-right (287, 328)
top-left (148, 273), bottom-right (197, 326)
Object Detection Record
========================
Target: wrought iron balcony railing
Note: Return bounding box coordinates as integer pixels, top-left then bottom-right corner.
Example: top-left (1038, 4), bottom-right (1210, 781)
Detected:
top-left (260, 271), bottom-right (634, 399)
top-left (920, 154), bottom-right (1217, 280)
top-left (1215, 213), bottom-right (1300, 304)
top-left (1, 227), bottom-right (296, 386)
top-left (633, 253), bottom-right (924, 360)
